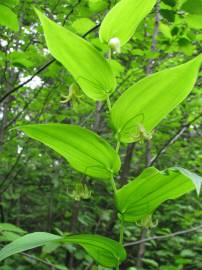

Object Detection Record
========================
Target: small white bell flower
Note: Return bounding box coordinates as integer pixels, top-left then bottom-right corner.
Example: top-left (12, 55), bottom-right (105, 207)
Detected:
top-left (109, 37), bottom-right (121, 54)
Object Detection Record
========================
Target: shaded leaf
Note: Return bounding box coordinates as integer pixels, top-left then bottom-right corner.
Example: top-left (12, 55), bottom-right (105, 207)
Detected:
top-left (9, 51), bottom-right (33, 68)
top-left (181, 0), bottom-right (202, 15)
top-left (0, 233), bottom-right (126, 268)
top-left (19, 124), bottom-right (120, 180)
top-left (0, 223), bottom-right (26, 234)
top-left (62, 234), bottom-right (126, 267)
top-left (160, 9), bottom-right (176, 22)
top-left (0, 0), bottom-right (19, 7)
top-left (116, 167), bottom-right (202, 222)
top-left (0, 232), bottom-right (61, 261)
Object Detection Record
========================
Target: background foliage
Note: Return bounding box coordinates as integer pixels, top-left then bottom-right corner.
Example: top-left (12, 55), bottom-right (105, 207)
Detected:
top-left (0, 0), bottom-right (201, 269)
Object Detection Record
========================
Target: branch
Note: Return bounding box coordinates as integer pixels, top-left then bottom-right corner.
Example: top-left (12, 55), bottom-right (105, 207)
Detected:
top-left (149, 113), bottom-right (202, 166)
top-left (124, 224), bottom-right (202, 247)
top-left (0, 59), bottom-right (55, 104)
top-left (22, 252), bottom-right (63, 270)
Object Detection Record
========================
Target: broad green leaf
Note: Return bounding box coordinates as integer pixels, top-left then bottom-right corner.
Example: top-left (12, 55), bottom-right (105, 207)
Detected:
top-left (111, 54), bottom-right (202, 143)
top-left (88, 0), bottom-right (108, 13)
top-left (0, 231), bottom-right (23, 242)
top-left (9, 51), bottom-right (33, 68)
top-left (0, 4), bottom-right (19, 31)
top-left (19, 124), bottom-right (120, 180)
top-left (181, 0), bottom-right (202, 15)
top-left (35, 8), bottom-right (116, 101)
top-left (99, 0), bottom-right (157, 47)
top-left (0, 232), bottom-right (61, 261)
top-left (0, 223), bottom-right (26, 234)
top-left (162, 0), bottom-right (176, 7)
top-left (116, 167), bottom-right (202, 222)
top-left (186, 14), bottom-right (202, 29)
top-left (71, 18), bottom-right (96, 35)
top-left (0, 233), bottom-right (126, 268)
top-left (0, 0), bottom-right (19, 7)
top-left (159, 23), bottom-right (172, 39)
top-left (62, 234), bottom-right (126, 267)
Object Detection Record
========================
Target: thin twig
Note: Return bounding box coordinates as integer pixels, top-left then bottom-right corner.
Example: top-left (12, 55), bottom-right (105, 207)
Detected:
top-left (0, 59), bottom-right (55, 103)
top-left (22, 252), bottom-right (62, 269)
top-left (124, 224), bottom-right (202, 247)
top-left (149, 113), bottom-right (202, 166)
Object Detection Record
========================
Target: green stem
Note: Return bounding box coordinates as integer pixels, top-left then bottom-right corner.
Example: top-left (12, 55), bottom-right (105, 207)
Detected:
top-left (119, 214), bottom-right (124, 244)
top-left (106, 94), bottom-right (112, 111)
top-left (110, 175), bottom-right (117, 194)
top-left (108, 48), bottom-right (112, 59)
top-left (116, 140), bottom-right (120, 153)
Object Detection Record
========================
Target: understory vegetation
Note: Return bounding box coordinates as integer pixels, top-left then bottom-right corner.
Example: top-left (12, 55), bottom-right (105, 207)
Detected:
top-left (0, 0), bottom-right (202, 269)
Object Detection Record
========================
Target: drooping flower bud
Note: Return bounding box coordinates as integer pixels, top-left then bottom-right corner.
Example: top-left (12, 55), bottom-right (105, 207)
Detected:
top-left (109, 37), bottom-right (121, 54)
top-left (138, 124), bottom-right (153, 141)
top-left (60, 83), bottom-right (82, 105)
top-left (136, 214), bottom-right (158, 229)
top-left (70, 182), bottom-right (91, 201)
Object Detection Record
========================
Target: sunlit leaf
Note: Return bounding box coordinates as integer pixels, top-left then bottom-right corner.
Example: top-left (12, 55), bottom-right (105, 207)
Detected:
top-left (19, 124), bottom-right (120, 180)
top-left (0, 4), bottom-right (19, 31)
top-left (111, 54), bottom-right (202, 143)
top-left (116, 167), bottom-right (202, 222)
top-left (99, 0), bottom-right (157, 47)
top-left (35, 8), bottom-right (116, 101)
top-left (186, 14), bottom-right (202, 29)
top-left (71, 18), bottom-right (96, 35)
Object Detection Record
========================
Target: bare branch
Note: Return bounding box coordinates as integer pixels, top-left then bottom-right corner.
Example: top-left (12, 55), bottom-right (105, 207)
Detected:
top-left (22, 252), bottom-right (62, 270)
top-left (124, 224), bottom-right (202, 247)
top-left (149, 113), bottom-right (202, 166)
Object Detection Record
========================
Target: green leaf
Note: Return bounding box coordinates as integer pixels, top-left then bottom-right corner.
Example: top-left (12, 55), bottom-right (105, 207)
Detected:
top-left (142, 258), bottom-right (159, 268)
top-left (0, 233), bottom-right (126, 268)
top-left (0, 223), bottom-right (26, 235)
top-left (19, 124), bottom-right (120, 180)
top-left (162, 0), bottom-right (176, 7)
top-left (111, 54), bottom-right (202, 143)
top-left (35, 8), bottom-right (116, 101)
top-left (88, 0), bottom-right (108, 13)
top-left (62, 234), bottom-right (126, 268)
top-left (160, 9), bottom-right (176, 22)
top-left (71, 18), bottom-right (96, 35)
top-left (0, 4), bottom-right (19, 31)
top-left (116, 167), bottom-right (202, 222)
top-left (9, 51), bottom-right (33, 68)
top-left (181, 0), bottom-right (202, 15)
top-left (0, 231), bottom-right (23, 242)
top-left (0, 232), bottom-right (61, 261)
top-left (0, 0), bottom-right (19, 8)
top-left (185, 14), bottom-right (202, 29)
top-left (99, 0), bottom-right (157, 47)
top-left (159, 23), bottom-right (172, 39)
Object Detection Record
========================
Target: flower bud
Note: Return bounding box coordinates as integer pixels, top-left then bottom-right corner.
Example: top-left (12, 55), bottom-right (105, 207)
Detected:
top-left (109, 37), bottom-right (121, 54)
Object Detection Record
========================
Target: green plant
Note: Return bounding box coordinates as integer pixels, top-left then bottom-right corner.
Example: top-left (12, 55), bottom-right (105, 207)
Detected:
top-left (0, 1), bottom-right (201, 269)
